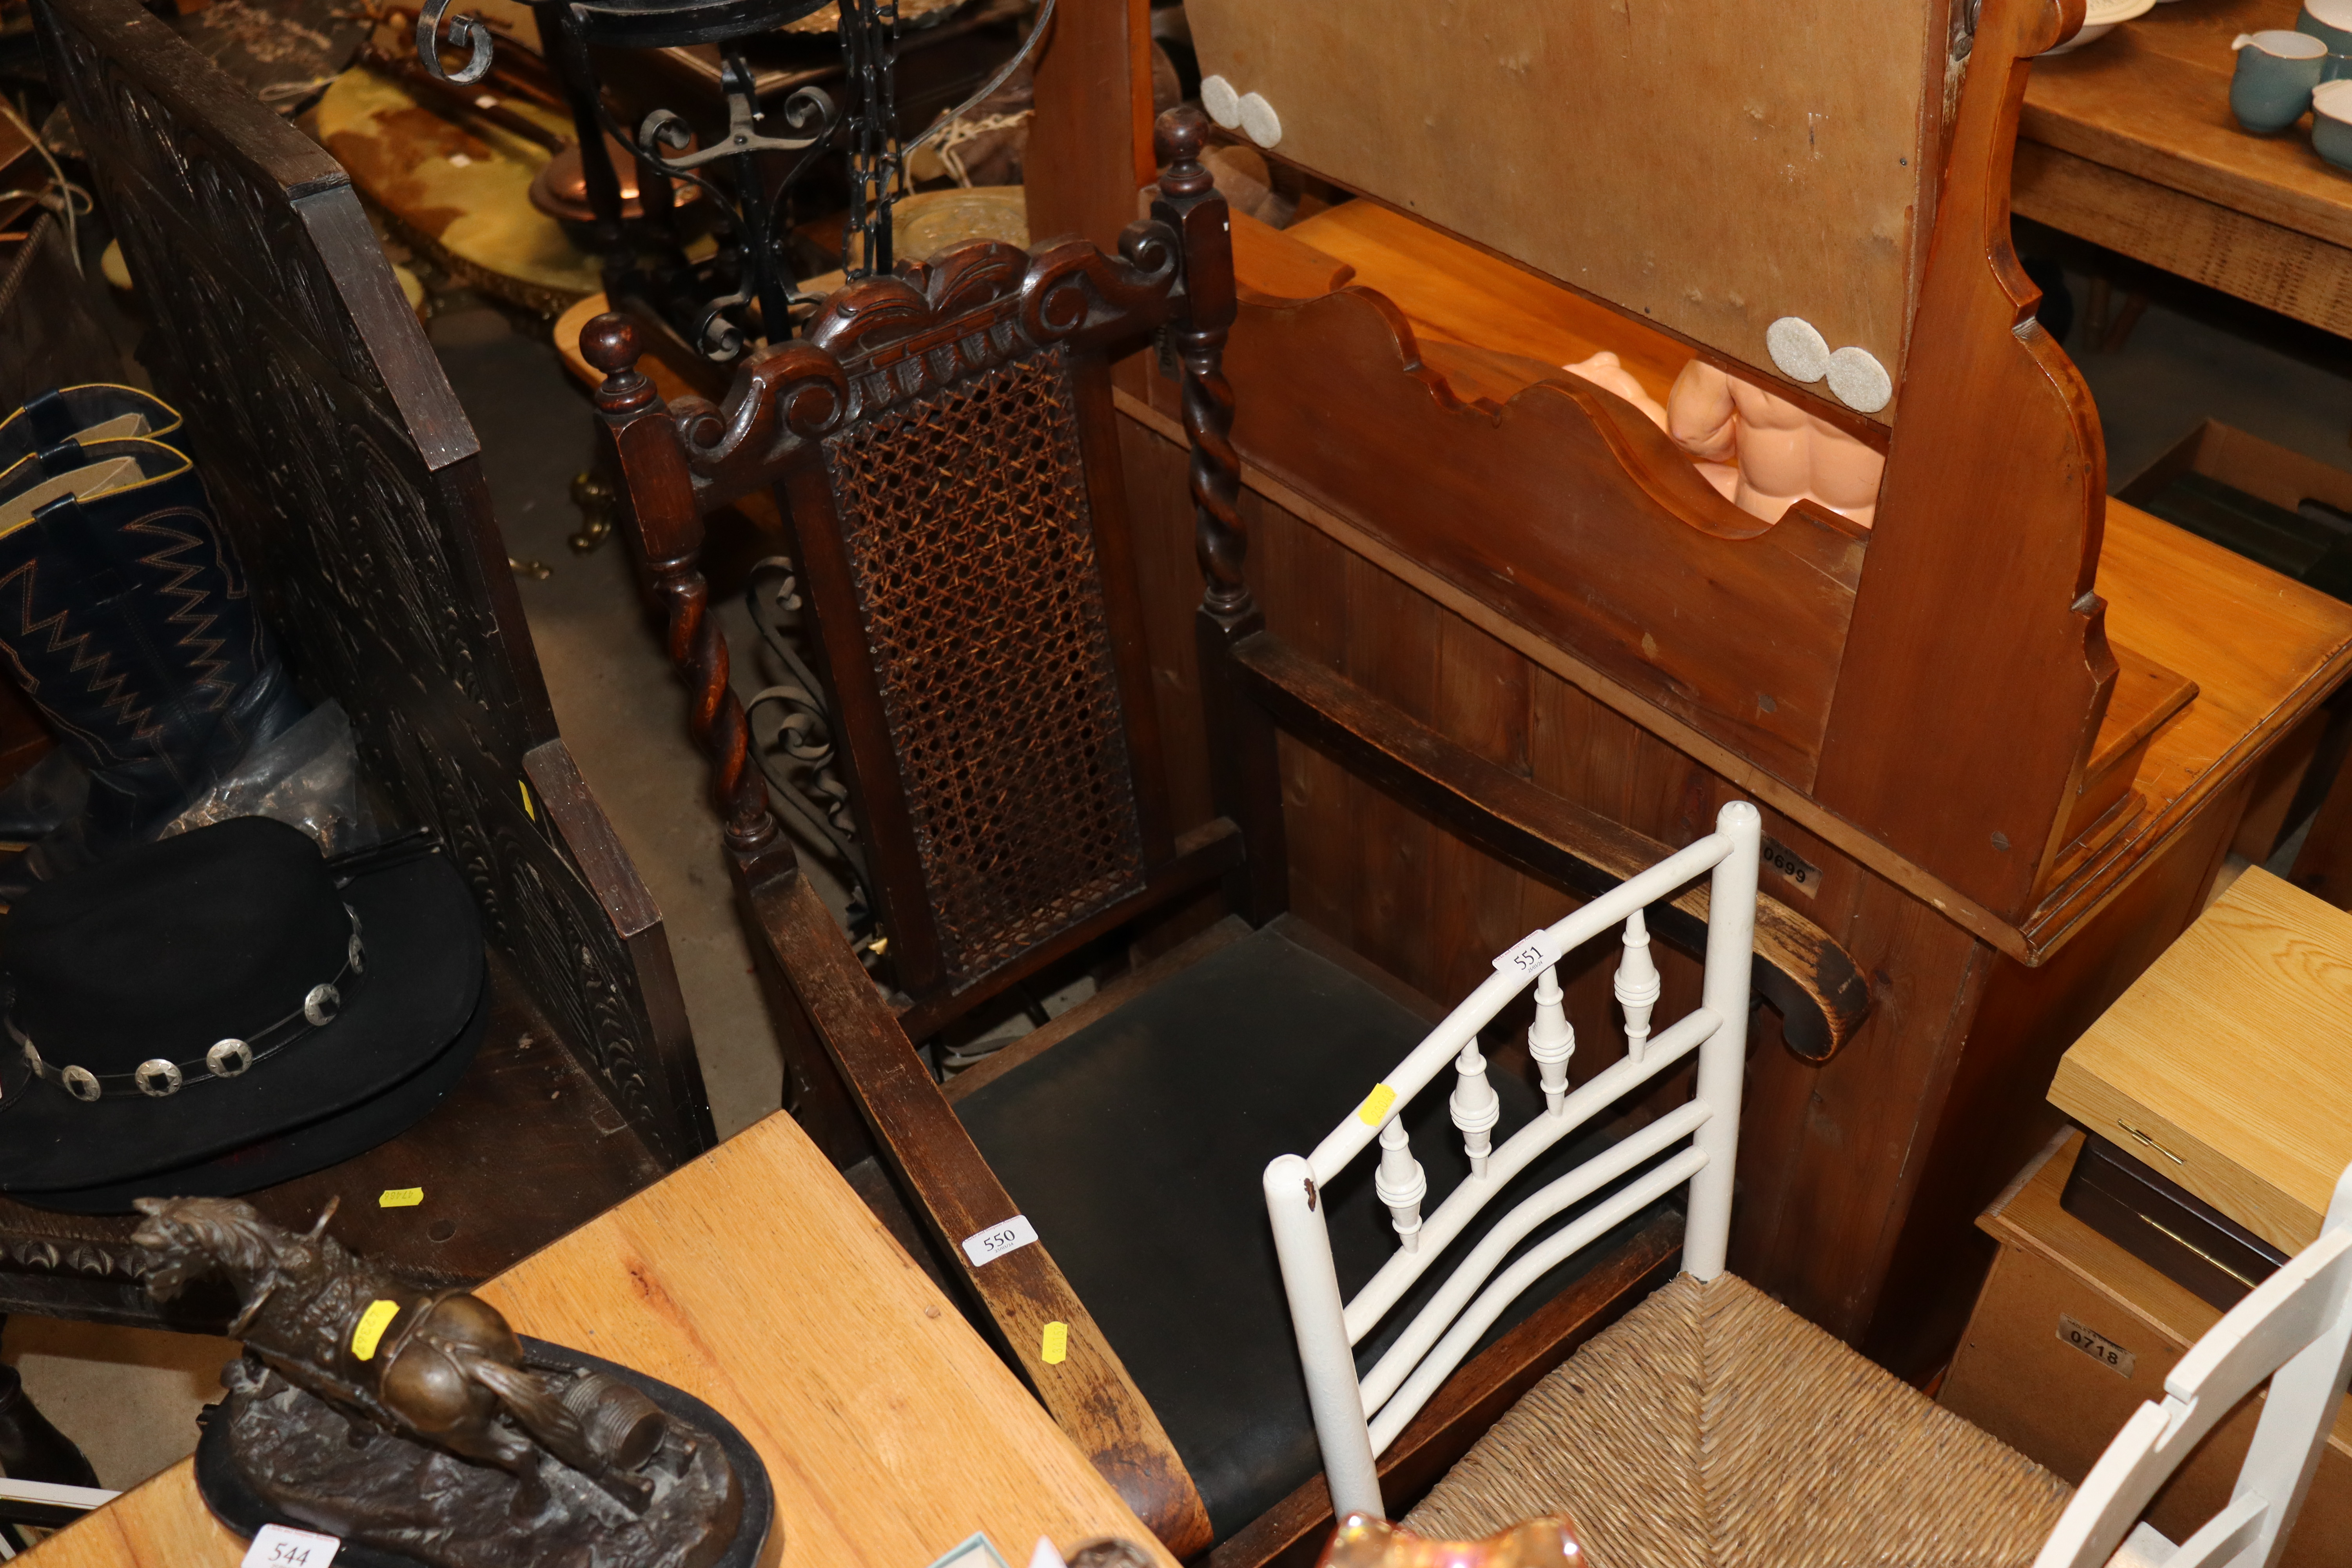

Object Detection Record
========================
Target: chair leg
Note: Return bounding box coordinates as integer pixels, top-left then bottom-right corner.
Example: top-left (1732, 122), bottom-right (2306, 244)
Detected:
top-left (2100, 292), bottom-right (2151, 353)
top-left (0, 1334), bottom-right (98, 1488)
top-left (2083, 274), bottom-right (2112, 348)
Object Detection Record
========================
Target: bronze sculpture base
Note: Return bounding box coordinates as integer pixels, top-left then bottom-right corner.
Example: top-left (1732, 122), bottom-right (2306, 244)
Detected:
top-left (194, 1339), bottom-right (773, 1568)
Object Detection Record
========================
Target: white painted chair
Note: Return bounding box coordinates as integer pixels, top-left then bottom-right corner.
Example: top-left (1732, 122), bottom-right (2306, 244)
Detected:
top-left (1268, 799), bottom-right (2078, 1567)
top-left (1264, 800), bottom-right (1763, 1522)
top-left (1266, 800), bottom-right (2352, 1565)
top-left (2034, 1158), bottom-right (2352, 1568)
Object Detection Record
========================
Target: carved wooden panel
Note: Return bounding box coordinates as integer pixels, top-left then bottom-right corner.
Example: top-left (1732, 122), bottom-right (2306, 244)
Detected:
top-left (32, 0), bottom-right (713, 1165)
top-left (1185, 0), bottom-right (1947, 422)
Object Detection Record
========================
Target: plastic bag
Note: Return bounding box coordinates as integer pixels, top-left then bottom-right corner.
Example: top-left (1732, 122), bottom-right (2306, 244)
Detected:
top-left (160, 700), bottom-right (378, 855)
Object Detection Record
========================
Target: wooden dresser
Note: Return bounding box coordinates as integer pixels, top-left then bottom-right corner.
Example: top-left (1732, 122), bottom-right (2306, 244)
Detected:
top-left (1019, 0), bottom-right (2352, 1374)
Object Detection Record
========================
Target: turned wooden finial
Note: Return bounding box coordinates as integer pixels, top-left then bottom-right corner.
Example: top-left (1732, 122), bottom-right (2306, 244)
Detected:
top-left (581, 312), bottom-right (655, 414)
top-left (581, 312), bottom-right (639, 374)
top-left (1154, 105), bottom-right (1213, 201)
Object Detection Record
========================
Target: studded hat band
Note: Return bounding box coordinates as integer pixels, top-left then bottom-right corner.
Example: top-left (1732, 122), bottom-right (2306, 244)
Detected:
top-left (6, 906), bottom-right (366, 1102)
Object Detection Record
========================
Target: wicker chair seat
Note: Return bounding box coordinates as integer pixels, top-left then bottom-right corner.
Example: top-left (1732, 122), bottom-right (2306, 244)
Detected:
top-left (1405, 1272), bottom-right (2073, 1568)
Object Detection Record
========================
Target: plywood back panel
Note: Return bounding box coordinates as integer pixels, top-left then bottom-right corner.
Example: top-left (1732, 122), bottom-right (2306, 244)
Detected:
top-left (1186, 0), bottom-right (1940, 421)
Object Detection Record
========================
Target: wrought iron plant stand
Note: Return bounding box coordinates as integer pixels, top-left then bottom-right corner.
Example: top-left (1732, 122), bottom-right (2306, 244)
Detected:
top-left (416, 0), bottom-right (1050, 363)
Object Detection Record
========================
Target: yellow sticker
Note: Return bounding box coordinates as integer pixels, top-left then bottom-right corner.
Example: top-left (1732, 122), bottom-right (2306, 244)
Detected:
top-left (1356, 1083), bottom-right (1397, 1127)
top-left (378, 1187), bottom-right (423, 1208)
top-left (351, 1298), bottom-right (401, 1361)
top-left (518, 781), bottom-right (536, 821)
top-left (1040, 1321), bottom-right (1069, 1365)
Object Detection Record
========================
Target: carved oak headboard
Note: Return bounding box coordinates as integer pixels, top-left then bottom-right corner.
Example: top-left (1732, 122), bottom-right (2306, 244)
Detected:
top-left (32, 0), bottom-right (715, 1165)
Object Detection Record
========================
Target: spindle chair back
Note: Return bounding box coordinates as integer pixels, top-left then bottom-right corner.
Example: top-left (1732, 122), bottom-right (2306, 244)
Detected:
top-left (2033, 1159), bottom-right (2352, 1568)
top-left (1269, 802), bottom-right (1761, 1520)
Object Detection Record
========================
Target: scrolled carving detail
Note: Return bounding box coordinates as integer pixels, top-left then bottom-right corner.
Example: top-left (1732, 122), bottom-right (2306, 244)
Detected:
top-left (1018, 229), bottom-right (1181, 347)
top-left (1117, 217), bottom-right (1179, 282)
top-left (671, 344), bottom-right (852, 506)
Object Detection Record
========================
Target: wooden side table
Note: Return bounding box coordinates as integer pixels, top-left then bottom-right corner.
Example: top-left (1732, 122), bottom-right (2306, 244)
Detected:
top-left (2017, 0), bottom-right (2352, 340)
top-left (18, 1114), bottom-right (1176, 1568)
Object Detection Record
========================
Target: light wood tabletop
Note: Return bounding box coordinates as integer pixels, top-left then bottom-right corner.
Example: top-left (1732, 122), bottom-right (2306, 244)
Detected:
top-left (2050, 865), bottom-right (2352, 1254)
top-left (2017, 0), bottom-right (2352, 338)
top-left (18, 1112), bottom-right (1177, 1568)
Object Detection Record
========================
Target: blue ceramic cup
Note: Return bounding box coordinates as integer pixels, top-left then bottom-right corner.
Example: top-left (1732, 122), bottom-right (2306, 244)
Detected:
top-left (2314, 79), bottom-right (2352, 168)
top-left (2234, 30), bottom-right (2328, 131)
top-left (2298, 0), bottom-right (2352, 78)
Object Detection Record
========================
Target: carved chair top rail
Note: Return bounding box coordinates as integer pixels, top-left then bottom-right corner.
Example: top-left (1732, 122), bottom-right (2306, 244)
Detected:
top-left (669, 225), bottom-right (1187, 514)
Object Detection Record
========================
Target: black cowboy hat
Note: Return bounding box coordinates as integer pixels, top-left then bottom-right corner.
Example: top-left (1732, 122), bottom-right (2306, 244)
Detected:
top-left (0, 816), bottom-right (485, 1208)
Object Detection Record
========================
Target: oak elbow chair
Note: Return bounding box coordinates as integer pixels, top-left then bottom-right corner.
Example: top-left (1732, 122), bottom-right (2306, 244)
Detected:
top-left (591, 107), bottom-right (1873, 1562)
top-left (1325, 1158), bottom-right (2352, 1568)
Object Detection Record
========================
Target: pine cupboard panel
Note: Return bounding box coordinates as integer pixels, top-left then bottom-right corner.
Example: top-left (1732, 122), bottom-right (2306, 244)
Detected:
top-left (1109, 405), bottom-right (2294, 1365)
top-left (1112, 411), bottom-right (1965, 1342)
top-left (1183, 0), bottom-right (1940, 417)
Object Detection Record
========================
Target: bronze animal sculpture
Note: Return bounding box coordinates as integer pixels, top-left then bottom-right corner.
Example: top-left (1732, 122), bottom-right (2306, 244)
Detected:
top-left (134, 1196), bottom-right (755, 1568)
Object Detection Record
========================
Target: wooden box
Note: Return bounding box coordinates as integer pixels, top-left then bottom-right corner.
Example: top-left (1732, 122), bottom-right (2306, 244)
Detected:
top-left (2048, 865), bottom-right (2352, 1254)
top-left (2059, 1132), bottom-right (2288, 1311)
top-left (2114, 420), bottom-right (2352, 599)
top-left (2117, 419), bottom-right (2352, 525)
top-left (1940, 1133), bottom-right (2352, 1565)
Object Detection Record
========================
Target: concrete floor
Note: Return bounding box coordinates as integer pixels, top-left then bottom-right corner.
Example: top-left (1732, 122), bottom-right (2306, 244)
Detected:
top-left (9, 238), bottom-right (2352, 1496)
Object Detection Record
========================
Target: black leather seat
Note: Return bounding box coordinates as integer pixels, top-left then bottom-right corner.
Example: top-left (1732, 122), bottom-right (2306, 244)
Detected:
top-left (956, 921), bottom-right (1675, 1538)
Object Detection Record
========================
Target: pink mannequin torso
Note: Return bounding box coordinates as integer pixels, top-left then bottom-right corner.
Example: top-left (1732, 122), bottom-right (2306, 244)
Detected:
top-left (1665, 360), bottom-right (1884, 528)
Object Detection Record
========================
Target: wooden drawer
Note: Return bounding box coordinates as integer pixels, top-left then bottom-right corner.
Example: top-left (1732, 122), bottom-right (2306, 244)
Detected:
top-left (2049, 865), bottom-right (2352, 1253)
top-left (1941, 1133), bottom-right (2352, 1566)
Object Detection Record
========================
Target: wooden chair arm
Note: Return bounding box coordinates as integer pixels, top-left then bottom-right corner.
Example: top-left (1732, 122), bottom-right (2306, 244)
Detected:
top-left (736, 858), bottom-right (1217, 1557)
top-left (1226, 631), bottom-right (1871, 1061)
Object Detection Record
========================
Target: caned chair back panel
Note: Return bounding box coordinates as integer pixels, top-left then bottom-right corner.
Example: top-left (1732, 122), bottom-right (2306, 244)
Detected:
top-left (814, 347), bottom-right (1152, 982)
top-left (2035, 1160), bottom-right (2352, 1568)
top-left (32, 0), bottom-right (712, 1163)
top-left (675, 236), bottom-right (1183, 998)
top-left (1266, 800), bottom-right (1763, 1521)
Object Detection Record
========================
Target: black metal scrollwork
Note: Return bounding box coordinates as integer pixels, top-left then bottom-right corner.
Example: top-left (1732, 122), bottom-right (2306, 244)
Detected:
top-left (742, 557), bottom-right (882, 959)
top-left (414, 0), bottom-right (493, 83)
top-left (412, 0), bottom-right (1058, 365)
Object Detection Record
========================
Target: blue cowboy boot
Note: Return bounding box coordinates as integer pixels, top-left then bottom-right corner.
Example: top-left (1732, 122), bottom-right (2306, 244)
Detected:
top-left (0, 433), bottom-right (307, 901)
top-left (0, 384), bottom-right (189, 470)
top-left (0, 385), bottom-right (198, 843)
